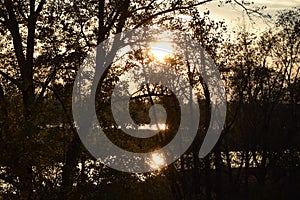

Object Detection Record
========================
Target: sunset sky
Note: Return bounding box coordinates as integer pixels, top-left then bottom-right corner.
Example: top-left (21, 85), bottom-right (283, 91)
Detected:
top-left (200, 0), bottom-right (300, 33)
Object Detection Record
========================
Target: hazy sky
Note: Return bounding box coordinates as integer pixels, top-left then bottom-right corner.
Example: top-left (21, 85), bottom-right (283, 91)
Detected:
top-left (199, 0), bottom-right (300, 34)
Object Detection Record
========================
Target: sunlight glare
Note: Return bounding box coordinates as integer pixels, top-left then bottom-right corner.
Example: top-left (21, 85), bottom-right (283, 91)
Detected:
top-left (138, 123), bottom-right (167, 131)
top-left (148, 153), bottom-right (167, 170)
top-left (149, 41), bottom-right (174, 62)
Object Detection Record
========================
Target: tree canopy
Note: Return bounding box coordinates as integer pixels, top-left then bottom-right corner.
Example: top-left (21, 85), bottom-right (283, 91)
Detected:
top-left (0, 1), bottom-right (299, 199)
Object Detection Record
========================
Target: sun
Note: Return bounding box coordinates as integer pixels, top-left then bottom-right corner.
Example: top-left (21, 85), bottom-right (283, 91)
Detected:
top-left (149, 41), bottom-right (174, 62)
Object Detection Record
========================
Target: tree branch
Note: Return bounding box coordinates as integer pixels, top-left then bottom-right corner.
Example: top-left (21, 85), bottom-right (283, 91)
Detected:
top-left (131, 0), bottom-right (156, 13)
top-left (35, 0), bottom-right (45, 15)
top-left (233, 0), bottom-right (270, 19)
top-left (16, 0), bottom-right (28, 21)
top-left (0, 70), bottom-right (20, 87)
top-left (133, 0), bottom-right (213, 29)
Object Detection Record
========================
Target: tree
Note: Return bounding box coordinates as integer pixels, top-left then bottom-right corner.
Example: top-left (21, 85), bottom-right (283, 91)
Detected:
top-left (215, 7), bottom-right (300, 199)
top-left (0, 0), bottom-right (270, 199)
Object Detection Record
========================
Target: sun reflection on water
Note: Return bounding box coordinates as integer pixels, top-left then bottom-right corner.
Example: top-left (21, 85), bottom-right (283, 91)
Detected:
top-left (148, 152), bottom-right (167, 170)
